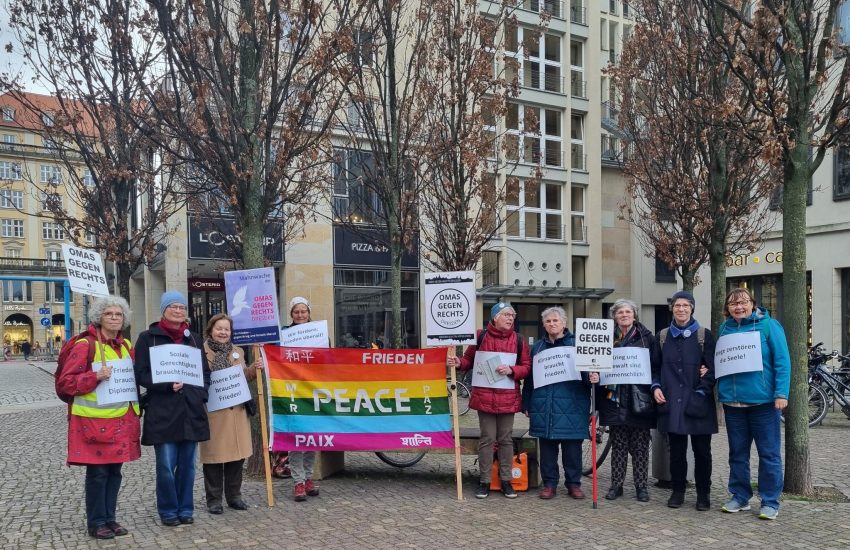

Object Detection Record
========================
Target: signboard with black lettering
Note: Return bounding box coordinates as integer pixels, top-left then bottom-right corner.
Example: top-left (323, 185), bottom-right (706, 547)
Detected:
top-left (574, 318), bottom-right (614, 371)
top-left (150, 344), bottom-right (205, 387)
top-left (188, 216), bottom-right (283, 262)
top-left (424, 271), bottom-right (476, 346)
top-left (206, 365), bottom-right (251, 412)
top-left (333, 226), bottom-right (419, 268)
top-left (61, 244), bottom-right (109, 297)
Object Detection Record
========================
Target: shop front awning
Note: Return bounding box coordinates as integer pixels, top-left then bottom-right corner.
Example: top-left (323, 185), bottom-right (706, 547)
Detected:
top-left (476, 285), bottom-right (615, 300)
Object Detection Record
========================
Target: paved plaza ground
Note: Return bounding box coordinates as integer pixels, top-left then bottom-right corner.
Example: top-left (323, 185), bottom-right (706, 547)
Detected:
top-left (2, 359), bottom-right (850, 549)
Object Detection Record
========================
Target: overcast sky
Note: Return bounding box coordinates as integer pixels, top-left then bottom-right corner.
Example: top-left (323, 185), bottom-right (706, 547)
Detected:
top-left (1, 4), bottom-right (48, 94)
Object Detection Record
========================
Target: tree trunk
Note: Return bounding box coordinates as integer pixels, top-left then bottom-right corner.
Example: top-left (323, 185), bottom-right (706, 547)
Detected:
top-left (680, 270), bottom-right (696, 292)
top-left (782, 148), bottom-right (813, 495)
top-left (708, 238), bottom-right (727, 334)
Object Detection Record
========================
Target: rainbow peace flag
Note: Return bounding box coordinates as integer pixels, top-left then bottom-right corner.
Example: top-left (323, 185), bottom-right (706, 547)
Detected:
top-left (263, 345), bottom-right (453, 452)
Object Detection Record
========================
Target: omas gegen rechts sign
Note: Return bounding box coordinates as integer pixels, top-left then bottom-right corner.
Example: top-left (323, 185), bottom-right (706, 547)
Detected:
top-left (424, 271), bottom-right (476, 346)
top-left (61, 244), bottom-right (110, 297)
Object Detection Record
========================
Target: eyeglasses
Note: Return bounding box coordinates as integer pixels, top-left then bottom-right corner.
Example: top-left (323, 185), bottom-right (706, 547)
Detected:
top-left (728, 300), bottom-right (752, 307)
top-left (103, 312), bottom-right (124, 318)
top-left (672, 304), bottom-right (692, 310)
top-left (167, 305), bottom-right (188, 311)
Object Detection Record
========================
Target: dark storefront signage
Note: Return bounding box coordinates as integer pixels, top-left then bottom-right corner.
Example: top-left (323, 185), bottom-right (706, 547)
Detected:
top-left (188, 216), bottom-right (284, 263)
top-left (333, 226), bottom-right (419, 269)
top-left (188, 277), bottom-right (225, 292)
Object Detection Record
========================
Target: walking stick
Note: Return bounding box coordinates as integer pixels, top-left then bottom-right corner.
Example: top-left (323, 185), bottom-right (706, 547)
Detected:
top-left (254, 344), bottom-right (275, 507)
top-left (590, 383), bottom-right (598, 509)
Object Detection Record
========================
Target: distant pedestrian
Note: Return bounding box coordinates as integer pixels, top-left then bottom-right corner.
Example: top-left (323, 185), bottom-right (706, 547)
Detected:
top-left (3, 345), bottom-right (10, 361)
top-left (134, 290), bottom-right (211, 527)
top-left (55, 296), bottom-right (139, 540)
top-left (21, 340), bottom-right (31, 361)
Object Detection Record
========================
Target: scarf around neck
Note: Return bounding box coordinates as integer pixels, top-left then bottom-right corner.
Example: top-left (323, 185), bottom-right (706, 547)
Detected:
top-left (206, 338), bottom-right (234, 371)
top-left (160, 320), bottom-right (190, 343)
top-left (669, 318), bottom-right (700, 338)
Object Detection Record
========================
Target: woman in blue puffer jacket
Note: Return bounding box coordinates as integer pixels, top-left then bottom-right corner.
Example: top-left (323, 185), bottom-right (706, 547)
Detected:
top-left (716, 287), bottom-right (790, 521)
top-left (522, 306), bottom-right (598, 500)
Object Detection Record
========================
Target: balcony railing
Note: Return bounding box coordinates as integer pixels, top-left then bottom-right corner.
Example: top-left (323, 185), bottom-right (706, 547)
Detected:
top-left (0, 142), bottom-right (68, 159)
top-left (523, 0), bottom-right (564, 19)
top-left (523, 71), bottom-right (564, 94)
top-left (570, 74), bottom-right (587, 98)
top-left (0, 257), bottom-right (65, 272)
top-left (570, 5), bottom-right (587, 25)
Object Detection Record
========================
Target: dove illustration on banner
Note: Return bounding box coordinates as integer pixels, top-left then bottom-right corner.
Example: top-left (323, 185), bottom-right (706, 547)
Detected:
top-left (231, 285), bottom-right (249, 315)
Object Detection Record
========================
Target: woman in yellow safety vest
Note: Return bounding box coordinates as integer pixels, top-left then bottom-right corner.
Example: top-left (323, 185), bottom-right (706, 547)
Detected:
top-left (56, 296), bottom-right (139, 540)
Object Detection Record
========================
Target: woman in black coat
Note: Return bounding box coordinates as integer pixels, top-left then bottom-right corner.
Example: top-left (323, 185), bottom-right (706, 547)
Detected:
top-left (651, 290), bottom-right (717, 511)
top-left (135, 290), bottom-right (211, 527)
top-left (597, 299), bottom-right (656, 502)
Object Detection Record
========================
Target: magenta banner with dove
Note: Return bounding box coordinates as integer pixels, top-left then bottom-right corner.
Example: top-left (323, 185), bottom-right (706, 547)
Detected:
top-left (224, 267), bottom-right (282, 344)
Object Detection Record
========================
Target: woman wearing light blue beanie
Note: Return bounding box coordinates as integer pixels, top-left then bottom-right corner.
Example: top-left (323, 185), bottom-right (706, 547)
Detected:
top-left (134, 290), bottom-right (211, 527)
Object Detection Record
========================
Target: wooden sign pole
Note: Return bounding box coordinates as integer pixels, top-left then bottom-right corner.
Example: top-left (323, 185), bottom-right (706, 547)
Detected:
top-left (254, 344), bottom-right (275, 507)
top-left (448, 348), bottom-right (463, 501)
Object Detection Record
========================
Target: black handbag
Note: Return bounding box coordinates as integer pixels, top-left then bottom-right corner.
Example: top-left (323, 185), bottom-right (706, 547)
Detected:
top-left (244, 398), bottom-right (258, 417)
top-left (629, 385), bottom-right (655, 417)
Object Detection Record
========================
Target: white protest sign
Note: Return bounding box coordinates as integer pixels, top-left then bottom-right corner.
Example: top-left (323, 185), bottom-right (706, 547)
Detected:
top-left (92, 357), bottom-right (138, 405)
top-left (574, 318), bottom-right (615, 371)
top-left (206, 365), bottom-right (251, 412)
top-left (61, 244), bottom-right (110, 297)
top-left (424, 271), bottom-right (477, 346)
top-left (714, 332), bottom-right (763, 378)
top-left (280, 320), bottom-right (330, 348)
top-left (532, 346), bottom-right (580, 388)
top-left (598, 347), bottom-right (652, 385)
top-left (471, 351), bottom-right (517, 389)
top-left (150, 344), bottom-right (205, 387)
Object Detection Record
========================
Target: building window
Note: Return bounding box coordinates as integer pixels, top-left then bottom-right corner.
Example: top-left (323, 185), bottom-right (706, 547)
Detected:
top-left (40, 192), bottom-right (62, 211)
top-left (506, 180), bottom-right (563, 240)
top-left (1, 107), bottom-right (14, 121)
top-left (570, 41), bottom-right (586, 98)
top-left (482, 250), bottom-right (500, 286)
top-left (0, 161), bottom-right (22, 180)
top-left (837, 1), bottom-right (850, 46)
top-left (85, 231), bottom-right (96, 245)
top-left (655, 256), bottom-right (676, 282)
top-left (82, 169), bottom-right (95, 187)
top-left (40, 165), bottom-right (62, 184)
top-left (768, 181), bottom-right (812, 209)
top-left (333, 148), bottom-right (386, 225)
top-left (504, 23), bottom-right (563, 94)
top-left (42, 113), bottom-right (54, 127)
top-left (0, 190), bottom-right (23, 209)
top-left (842, 268), bottom-right (850, 354)
top-left (1, 134), bottom-right (14, 145)
top-left (42, 222), bottom-right (66, 240)
top-left (3, 280), bottom-right (32, 302)
top-left (1, 219), bottom-right (24, 238)
top-left (833, 145), bottom-right (850, 200)
top-left (504, 103), bottom-right (562, 166)
top-left (47, 249), bottom-right (62, 262)
top-left (51, 281), bottom-right (73, 303)
top-left (571, 114), bottom-right (586, 171)
top-left (570, 185), bottom-right (586, 243)
top-left (350, 29), bottom-right (375, 67)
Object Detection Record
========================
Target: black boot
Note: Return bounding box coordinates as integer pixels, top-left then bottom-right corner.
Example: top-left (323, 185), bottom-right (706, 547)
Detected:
top-left (667, 490), bottom-right (685, 508)
top-left (636, 487), bottom-right (649, 502)
top-left (696, 493), bottom-right (711, 511)
top-left (605, 486), bottom-right (623, 500)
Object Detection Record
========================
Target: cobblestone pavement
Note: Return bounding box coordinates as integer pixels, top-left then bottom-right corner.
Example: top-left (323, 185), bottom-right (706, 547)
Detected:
top-left (2, 361), bottom-right (850, 549)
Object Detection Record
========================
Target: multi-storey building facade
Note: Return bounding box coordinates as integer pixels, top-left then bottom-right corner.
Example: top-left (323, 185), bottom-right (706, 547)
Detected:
top-left (0, 92), bottom-right (88, 354)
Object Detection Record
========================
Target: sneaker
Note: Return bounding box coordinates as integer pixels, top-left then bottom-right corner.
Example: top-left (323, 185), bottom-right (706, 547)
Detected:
top-left (758, 506), bottom-right (779, 520)
top-left (721, 498), bottom-right (751, 513)
top-left (475, 483), bottom-right (490, 499)
top-left (305, 479), bottom-right (320, 497)
top-left (294, 482), bottom-right (307, 502)
top-left (501, 481), bottom-right (517, 499)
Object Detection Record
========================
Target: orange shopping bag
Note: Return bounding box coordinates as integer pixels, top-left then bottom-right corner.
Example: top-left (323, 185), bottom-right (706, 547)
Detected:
top-left (490, 452), bottom-right (529, 492)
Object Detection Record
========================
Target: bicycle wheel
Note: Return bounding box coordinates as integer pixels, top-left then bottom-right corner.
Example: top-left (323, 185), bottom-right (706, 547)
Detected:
top-left (375, 450), bottom-right (427, 468)
top-left (448, 380), bottom-right (471, 416)
top-left (582, 422), bottom-right (611, 476)
top-left (784, 384), bottom-right (830, 427)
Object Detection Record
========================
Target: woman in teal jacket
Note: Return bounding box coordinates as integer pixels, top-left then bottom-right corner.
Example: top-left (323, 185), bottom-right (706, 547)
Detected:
top-left (522, 306), bottom-right (597, 500)
top-left (716, 287), bottom-right (790, 521)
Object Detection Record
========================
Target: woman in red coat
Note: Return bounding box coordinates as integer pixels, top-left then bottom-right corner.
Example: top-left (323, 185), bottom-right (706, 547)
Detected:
top-left (448, 302), bottom-right (531, 499)
top-left (56, 296), bottom-right (140, 540)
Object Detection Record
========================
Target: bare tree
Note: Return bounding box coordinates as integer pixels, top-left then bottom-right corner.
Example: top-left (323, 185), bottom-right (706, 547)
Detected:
top-left (611, 0), bottom-right (777, 332)
top-left (701, 0), bottom-right (850, 496)
top-left (3, 0), bottom-right (184, 303)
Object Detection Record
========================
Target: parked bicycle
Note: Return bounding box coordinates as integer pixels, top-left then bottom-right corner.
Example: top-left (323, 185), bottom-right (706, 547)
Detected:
top-left (782, 343), bottom-right (850, 427)
top-left (582, 421), bottom-right (611, 476)
top-left (374, 377), bottom-right (471, 468)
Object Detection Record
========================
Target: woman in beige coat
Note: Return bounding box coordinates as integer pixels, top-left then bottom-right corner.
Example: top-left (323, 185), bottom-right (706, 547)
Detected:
top-left (199, 313), bottom-right (258, 514)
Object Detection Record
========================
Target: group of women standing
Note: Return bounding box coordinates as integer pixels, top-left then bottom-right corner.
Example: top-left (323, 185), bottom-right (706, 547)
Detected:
top-left (450, 287), bottom-right (790, 521)
top-left (59, 290), bottom-right (262, 539)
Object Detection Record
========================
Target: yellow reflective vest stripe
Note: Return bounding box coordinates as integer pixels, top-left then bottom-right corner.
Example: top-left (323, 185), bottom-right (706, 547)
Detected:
top-left (71, 338), bottom-right (140, 418)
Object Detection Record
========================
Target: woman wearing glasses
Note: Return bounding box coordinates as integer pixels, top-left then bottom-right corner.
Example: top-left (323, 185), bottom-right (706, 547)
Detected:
top-left (135, 290), bottom-right (211, 527)
top-left (716, 287), bottom-right (790, 521)
top-left (56, 296), bottom-right (139, 539)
